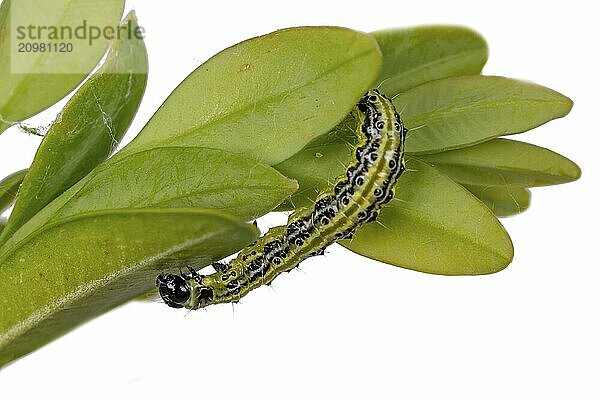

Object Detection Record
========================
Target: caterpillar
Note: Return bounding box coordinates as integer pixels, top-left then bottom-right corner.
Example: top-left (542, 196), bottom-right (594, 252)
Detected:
top-left (156, 89), bottom-right (407, 309)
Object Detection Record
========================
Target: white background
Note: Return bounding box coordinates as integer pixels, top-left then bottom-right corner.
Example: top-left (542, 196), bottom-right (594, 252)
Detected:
top-left (1, 0), bottom-right (598, 399)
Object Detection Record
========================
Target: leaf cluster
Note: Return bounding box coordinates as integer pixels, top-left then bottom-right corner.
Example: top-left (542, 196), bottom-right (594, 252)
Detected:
top-left (0, 2), bottom-right (579, 366)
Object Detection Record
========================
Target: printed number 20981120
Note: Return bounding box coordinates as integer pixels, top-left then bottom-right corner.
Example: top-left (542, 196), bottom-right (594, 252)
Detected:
top-left (17, 42), bottom-right (73, 53)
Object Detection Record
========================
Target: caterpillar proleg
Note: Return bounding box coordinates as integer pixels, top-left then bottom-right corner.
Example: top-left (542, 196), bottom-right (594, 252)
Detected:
top-left (157, 89), bottom-right (407, 309)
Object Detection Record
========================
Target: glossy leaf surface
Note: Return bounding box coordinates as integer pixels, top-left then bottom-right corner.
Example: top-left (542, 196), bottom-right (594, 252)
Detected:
top-left (418, 138), bottom-right (581, 187)
top-left (342, 158), bottom-right (514, 275)
top-left (0, 147), bottom-right (296, 258)
top-left (0, 208), bottom-right (258, 366)
top-left (46, 147), bottom-right (298, 222)
top-left (373, 25), bottom-right (488, 96)
top-left (0, 147), bottom-right (297, 256)
top-left (120, 26), bottom-right (382, 165)
top-left (0, 0), bottom-right (125, 133)
top-left (395, 76), bottom-right (573, 154)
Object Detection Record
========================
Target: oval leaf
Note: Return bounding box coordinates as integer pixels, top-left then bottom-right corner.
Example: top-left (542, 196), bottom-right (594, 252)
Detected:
top-left (0, 147), bottom-right (297, 258)
top-left (0, 208), bottom-right (258, 367)
top-left (417, 138), bottom-right (581, 187)
top-left (0, 169), bottom-right (26, 213)
top-left (0, 0), bottom-right (125, 133)
top-left (395, 76), bottom-right (573, 154)
top-left (342, 157), bottom-right (514, 275)
top-left (48, 147), bottom-right (298, 222)
top-left (373, 25), bottom-right (488, 96)
top-left (462, 184), bottom-right (531, 217)
top-left (0, 12), bottom-right (148, 244)
top-left (119, 26), bottom-right (381, 165)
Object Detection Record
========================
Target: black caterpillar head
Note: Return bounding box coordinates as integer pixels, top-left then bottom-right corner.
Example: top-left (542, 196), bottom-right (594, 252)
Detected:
top-left (156, 273), bottom-right (191, 309)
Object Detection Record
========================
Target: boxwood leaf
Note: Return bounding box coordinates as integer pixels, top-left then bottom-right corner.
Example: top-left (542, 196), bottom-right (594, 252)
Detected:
top-left (395, 76), bottom-right (573, 154)
top-left (0, 208), bottom-right (258, 367)
top-left (0, 0), bottom-right (125, 134)
top-left (373, 25), bottom-right (488, 96)
top-left (119, 26), bottom-right (381, 165)
top-left (418, 138), bottom-right (581, 187)
top-left (274, 120), bottom-right (355, 210)
top-left (0, 147), bottom-right (297, 259)
top-left (0, 169), bottom-right (26, 213)
top-left (46, 147), bottom-right (298, 222)
top-left (462, 184), bottom-right (531, 217)
top-left (341, 157), bottom-right (514, 275)
top-left (0, 12), bottom-right (148, 244)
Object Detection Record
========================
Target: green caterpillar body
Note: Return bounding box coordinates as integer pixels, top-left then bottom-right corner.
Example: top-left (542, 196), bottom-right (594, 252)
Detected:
top-left (157, 90), bottom-right (407, 309)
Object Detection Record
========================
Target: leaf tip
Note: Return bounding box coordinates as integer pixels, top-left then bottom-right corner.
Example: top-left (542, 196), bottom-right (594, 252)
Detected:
top-left (566, 159), bottom-right (582, 182)
top-left (559, 93), bottom-right (574, 117)
top-left (484, 212), bottom-right (515, 274)
top-left (483, 239), bottom-right (515, 275)
top-left (555, 151), bottom-right (582, 183)
top-left (123, 9), bottom-right (138, 23)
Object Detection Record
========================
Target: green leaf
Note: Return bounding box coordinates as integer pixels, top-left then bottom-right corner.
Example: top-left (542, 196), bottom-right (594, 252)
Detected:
top-left (417, 138), bottom-right (581, 187)
top-left (274, 119), bottom-right (355, 210)
top-left (395, 76), bottom-right (573, 154)
top-left (372, 25), bottom-right (488, 96)
top-left (0, 208), bottom-right (258, 367)
top-left (0, 147), bottom-right (297, 259)
top-left (44, 147), bottom-right (298, 222)
top-left (0, 169), bottom-right (26, 213)
top-left (0, 12), bottom-right (148, 244)
top-left (0, 0), bottom-right (126, 134)
top-left (118, 26), bottom-right (382, 165)
top-left (462, 184), bottom-right (531, 217)
top-left (341, 157), bottom-right (514, 275)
